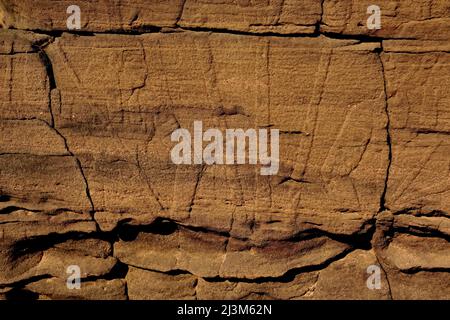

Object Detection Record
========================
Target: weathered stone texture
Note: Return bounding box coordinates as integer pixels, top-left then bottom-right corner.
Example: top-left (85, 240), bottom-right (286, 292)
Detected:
top-left (0, 1), bottom-right (449, 300)
top-left (322, 0), bottom-right (450, 40)
top-left (0, 0), bottom-right (321, 33)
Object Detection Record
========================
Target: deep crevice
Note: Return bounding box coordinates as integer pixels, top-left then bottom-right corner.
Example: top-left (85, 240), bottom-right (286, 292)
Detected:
top-left (33, 46), bottom-right (56, 127)
top-left (0, 194), bottom-right (11, 202)
top-left (4, 288), bottom-right (40, 300)
top-left (286, 222), bottom-right (375, 250)
top-left (0, 206), bottom-right (41, 215)
top-left (11, 231), bottom-right (100, 255)
top-left (375, 254), bottom-right (393, 299)
top-left (398, 267), bottom-right (450, 274)
top-left (118, 247), bottom-right (356, 284)
top-left (117, 218), bottom-right (178, 242)
top-left (38, 120), bottom-right (98, 230)
top-left (204, 248), bottom-right (355, 284)
top-left (376, 44), bottom-right (392, 213)
top-left (392, 227), bottom-right (450, 242)
top-left (14, 24), bottom-right (412, 43)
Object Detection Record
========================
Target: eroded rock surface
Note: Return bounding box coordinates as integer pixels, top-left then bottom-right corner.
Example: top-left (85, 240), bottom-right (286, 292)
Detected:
top-left (0, 1), bottom-right (449, 300)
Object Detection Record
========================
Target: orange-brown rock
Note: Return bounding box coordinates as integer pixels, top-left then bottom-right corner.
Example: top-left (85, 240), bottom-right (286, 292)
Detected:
top-left (0, 1), bottom-right (449, 300)
top-left (322, 0), bottom-right (450, 40)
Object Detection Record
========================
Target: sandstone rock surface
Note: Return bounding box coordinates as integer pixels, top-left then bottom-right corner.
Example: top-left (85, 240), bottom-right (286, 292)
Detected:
top-left (0, 0), bottom-right (449, 300)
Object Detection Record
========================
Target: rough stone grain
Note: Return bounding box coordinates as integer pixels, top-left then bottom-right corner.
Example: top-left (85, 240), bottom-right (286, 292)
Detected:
top-left (0, 1), bottom-right (449, 300)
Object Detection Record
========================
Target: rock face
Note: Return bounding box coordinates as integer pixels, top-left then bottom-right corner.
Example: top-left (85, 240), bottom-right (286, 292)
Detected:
top-left (0, 0), bottom-right (449, 300)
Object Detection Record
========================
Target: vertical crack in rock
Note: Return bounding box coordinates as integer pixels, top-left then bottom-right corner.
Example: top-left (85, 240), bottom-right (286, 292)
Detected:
top-left (124, 276), bottom-right (129, 300)
top-left (377, 46), bottom-right (392, 213)
top-left (34, 44), bottom-right (56, 127)
top-left (135, 150), bottom-right (165, 210)
top-left (374, 45), bottom-right (394, 300)
top-left (51, 125), bottom-right (97, 226)
top-left (273, 0), bottom-right (285, 25)
top-left (175, 0), bottom-right (187, 27)
top-left (31, 42), bottom-right (98, 229)
top-left (188, 164), bottom-right (206, 214)
top-left (375, 254), bottom-right (393, 300)
top-left (193, 278), bottom-right (198, 300)
top-left (316, 0), bottom-right (326, 33)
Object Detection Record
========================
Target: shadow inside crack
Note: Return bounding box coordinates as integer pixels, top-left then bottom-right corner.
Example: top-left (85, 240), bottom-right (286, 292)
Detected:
top-left (117, 218), bottom-right (178, 242)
